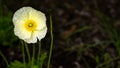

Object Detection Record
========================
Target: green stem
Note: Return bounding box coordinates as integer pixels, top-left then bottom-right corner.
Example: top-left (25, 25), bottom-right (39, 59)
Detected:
top-left (47, 14), bottom-right (54, 68)
top-left (40, 63), bottom-right (43, 68)
top-left (31, 44), bottom-right (35, 66)
top-left (21, 41), bottom-right (26, 68)
top-left (25, 42), bottom-right (31, 62)
top-left (0, 51), bottom-right (9, 66)
top-left (37, 41), bottom-right (41, 61)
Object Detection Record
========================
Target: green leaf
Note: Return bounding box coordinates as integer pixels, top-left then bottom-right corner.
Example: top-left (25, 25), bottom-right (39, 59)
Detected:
top-left (7, 60), bottom-right (26, 68)
top-left (30, 65), bottom-right (39, 68)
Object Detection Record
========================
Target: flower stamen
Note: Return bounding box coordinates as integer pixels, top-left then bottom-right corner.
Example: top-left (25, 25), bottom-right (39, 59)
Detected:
top-left (24, 20), bottom-right (37, 32)
top-left (28, 23), bottom-right (33, 27)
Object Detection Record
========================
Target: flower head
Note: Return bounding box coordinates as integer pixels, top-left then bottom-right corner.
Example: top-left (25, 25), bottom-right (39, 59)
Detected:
top-left (13, 7), bottom-right (47, 43)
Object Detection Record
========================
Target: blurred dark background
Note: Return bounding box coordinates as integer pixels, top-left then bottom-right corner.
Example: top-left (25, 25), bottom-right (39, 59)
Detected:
top-left (0, 0), bottom-right (120, 68)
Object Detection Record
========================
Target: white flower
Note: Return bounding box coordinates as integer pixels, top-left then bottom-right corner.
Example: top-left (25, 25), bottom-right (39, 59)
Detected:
top-left (13, 7), bottom-right (47, 43)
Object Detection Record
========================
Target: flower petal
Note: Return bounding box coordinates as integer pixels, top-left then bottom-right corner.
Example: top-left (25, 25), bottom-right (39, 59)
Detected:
top-left (14, 21), bottom-right (31, 40)
top-left (34, 26), bottom-right (47, 41)
top-left (24, 35), bottom-right (37, 43)
top-left (29, 9), bottom-right (46, 30)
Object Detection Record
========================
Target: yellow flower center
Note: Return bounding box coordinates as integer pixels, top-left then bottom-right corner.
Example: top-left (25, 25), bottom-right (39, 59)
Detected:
top-left (24, 20), bottom-right (37, 31)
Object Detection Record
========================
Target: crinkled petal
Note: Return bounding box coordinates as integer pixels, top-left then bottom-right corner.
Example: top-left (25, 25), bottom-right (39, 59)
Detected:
top-left (35, 26), bottom-right (47, 41)
top-left (14, 21), bottom-right (31, 40)
top-left (24, 35), bottom-right (37, 43)
top-left (29, 8), bottom-right (46, 30)
top-left (13, 7), bottom-right (32, 25)
top-left (24, 25), bottom-right (47, 43)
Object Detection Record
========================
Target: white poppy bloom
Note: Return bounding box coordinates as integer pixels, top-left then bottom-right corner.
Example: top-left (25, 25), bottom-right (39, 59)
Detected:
top-left (13, 7), bottom-right (47, 43)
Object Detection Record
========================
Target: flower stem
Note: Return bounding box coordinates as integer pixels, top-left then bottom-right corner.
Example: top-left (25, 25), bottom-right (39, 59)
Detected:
top-left (47, 14), bottom-right (53, 68)
top-left (31, 44), bottom-right (35, 67)
top-left (37, 41), bottom-right (41, 61)
top-left (25, 42), bottom-right (31, 62)
top-left (0, 51), bottom-right (9, 66)
top-left (21, 41), bottom-right (26, 68)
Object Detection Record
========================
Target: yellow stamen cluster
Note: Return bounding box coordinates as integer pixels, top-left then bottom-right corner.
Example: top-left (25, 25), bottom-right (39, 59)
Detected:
top-left (24, 20), bottom-right (37, 31)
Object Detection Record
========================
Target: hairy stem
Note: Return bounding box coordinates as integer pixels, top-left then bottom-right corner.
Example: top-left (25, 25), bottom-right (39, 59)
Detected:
top-left (47, 14), bottom-right (54, 68)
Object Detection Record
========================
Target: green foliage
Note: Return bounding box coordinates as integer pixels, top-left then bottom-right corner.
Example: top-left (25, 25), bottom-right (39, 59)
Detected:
top-left (96, 11), bottom-right (119, 42)
top-left (39, 52), bottom-right (47, 67)
top-left (7, 60), bottom-right (25, 68)
top-left (0, 10), bottom-right (18, 46)
top-left (7, 60), bottom-right (39, 68)
top-left (95, 55), bottom-right (100, 64)
top-left (0, 0), bottom-right (18, 46)
top-left (95, 11), bottom-right (120, 68)
top-left (0, 12), bottom-right (17, 45)
top-left (7, 52), bottom-right (47, 68)
top-left (30, 65), bottom-right (39, 68)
